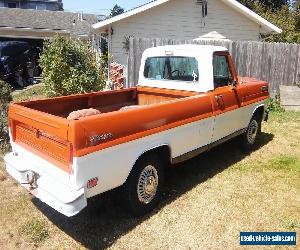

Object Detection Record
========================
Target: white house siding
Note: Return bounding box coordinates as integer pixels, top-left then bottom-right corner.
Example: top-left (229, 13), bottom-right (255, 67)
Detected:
top-left (108, 0), bottom-right (261, 65)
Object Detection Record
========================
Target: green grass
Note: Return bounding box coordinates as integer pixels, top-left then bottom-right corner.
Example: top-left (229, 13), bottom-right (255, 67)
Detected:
top-left (268, 155), bottom-right (300, 172)
top-left (20, 218), bottom-right (49, 244)
top-left (284, 220), bottom-right (300, 230)
top-left (12, 84), bottom-right (46, 102)
top-left (270, 110), bottom-right (300, 122)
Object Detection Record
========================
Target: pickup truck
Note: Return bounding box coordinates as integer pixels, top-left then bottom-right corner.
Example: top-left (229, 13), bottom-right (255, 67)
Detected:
top-left (4, 45), bottom-right (269, 217)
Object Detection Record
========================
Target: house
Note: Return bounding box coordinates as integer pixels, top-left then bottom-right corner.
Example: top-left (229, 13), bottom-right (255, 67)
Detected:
top-left (0, 8), bottom-right (97, 47)
top-left (92, 0), bottom-right (282, 65)
top-left (0, 0), bottom-right (63, 11)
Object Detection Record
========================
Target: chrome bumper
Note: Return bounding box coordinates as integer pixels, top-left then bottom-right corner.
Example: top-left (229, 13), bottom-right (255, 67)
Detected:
top-left (4, 152), bottom-right (87, 217)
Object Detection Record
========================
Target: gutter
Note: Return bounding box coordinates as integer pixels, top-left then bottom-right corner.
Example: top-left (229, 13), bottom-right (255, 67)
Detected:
top-left (0, 26), bottom-right (70, 34)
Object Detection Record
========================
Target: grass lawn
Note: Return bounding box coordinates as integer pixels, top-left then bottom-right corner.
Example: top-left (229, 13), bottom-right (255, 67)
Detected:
top-left (0, 87), bottom-right (299, 249)
top-left (11, 84), bottom-right (46, 102)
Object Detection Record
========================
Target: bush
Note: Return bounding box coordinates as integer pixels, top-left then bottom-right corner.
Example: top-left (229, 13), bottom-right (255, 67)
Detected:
top-left (0, 79), bottom-right (12, 153)
top-left (40, 36), bottom-right (106, 97)
top-left (267, 97), bottom-right (285, 113)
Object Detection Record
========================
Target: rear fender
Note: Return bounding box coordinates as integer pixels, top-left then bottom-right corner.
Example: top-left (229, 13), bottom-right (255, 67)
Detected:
top-left (124, 144), bottom-right (171, 182)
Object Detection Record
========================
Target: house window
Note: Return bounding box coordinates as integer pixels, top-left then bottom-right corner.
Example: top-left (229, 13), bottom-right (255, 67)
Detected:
top-left (7, 2), bottom-right (17, 8)
top-left (144, 56), bottom-right (199, 82)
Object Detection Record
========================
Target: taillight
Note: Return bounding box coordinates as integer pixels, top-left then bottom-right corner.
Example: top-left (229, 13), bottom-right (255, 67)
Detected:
top-left (87, 177), bottom-right (98, 189)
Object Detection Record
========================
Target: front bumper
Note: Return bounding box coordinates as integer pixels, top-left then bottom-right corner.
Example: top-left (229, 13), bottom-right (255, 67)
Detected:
top-left (4, 152), bottom-right (87, 217)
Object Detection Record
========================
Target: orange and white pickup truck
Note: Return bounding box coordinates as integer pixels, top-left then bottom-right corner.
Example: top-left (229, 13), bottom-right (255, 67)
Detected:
top-left (4, 45), bottom-right (269, 216)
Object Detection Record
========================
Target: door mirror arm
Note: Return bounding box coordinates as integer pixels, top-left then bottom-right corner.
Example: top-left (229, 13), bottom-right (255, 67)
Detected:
top-left (232, 80), bottom-right (238, 89)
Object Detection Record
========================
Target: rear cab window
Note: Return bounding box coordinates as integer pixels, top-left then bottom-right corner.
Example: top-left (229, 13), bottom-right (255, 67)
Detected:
top-left (144, 56), bottom-right (199, 83)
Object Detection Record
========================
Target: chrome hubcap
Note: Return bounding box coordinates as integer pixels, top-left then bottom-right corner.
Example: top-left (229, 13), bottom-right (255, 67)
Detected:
top-left (247, 120), bottom-right (258, 144)
top-left (137, 165), bottom-right (158, 204)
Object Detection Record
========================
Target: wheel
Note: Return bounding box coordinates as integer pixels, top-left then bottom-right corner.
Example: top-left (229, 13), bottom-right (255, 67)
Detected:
top-left (240, 114), bottom-right (262, 151)
top-left (123, 153), bottom-right (164, 216)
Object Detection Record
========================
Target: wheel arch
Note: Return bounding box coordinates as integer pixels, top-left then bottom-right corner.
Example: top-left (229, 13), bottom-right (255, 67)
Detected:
top-left (251, 104), bottom-right (265, 122)
top-left (124, 144), bottom-right (171, 184)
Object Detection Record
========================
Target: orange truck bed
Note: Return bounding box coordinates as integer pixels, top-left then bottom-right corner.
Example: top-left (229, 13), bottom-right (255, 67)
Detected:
top-left (8, 87), bottom-right (200, 172)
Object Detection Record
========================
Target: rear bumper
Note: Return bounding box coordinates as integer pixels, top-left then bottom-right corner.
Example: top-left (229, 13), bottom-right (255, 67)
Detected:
top-left (4, 152), bottom-right (87, 217)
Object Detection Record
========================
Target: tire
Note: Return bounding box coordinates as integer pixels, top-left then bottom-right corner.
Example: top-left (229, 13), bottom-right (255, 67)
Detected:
top-left (123, 153), bottom-right (164, 216)
top-left (240, 114), bottom-right (262, 151)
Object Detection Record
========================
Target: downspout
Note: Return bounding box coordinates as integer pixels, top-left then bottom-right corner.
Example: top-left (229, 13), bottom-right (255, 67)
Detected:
top-left (108, 25), bottom-right (113, 84)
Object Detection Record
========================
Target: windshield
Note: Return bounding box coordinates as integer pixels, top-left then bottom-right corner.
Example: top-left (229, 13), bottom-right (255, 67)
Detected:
top-left (144, 56), bottom-right (199, 82)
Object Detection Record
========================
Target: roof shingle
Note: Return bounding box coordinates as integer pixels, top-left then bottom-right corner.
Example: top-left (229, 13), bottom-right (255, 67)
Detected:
top-left (0, 8), bottom-right (97, 35)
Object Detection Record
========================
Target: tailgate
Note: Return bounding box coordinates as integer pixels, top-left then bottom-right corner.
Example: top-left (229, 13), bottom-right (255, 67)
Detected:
top-left (9, 103), bottom-right (72, 173)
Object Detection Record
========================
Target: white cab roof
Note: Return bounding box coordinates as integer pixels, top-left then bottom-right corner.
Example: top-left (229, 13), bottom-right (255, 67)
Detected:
top-left (143, 45), bottom-right (228, 57)
top-left (139, 45), bottom-right (228, 93)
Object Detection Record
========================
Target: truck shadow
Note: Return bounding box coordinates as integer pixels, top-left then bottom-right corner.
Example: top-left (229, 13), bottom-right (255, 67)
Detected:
top-left (33, 132), bottom-right (273, 249)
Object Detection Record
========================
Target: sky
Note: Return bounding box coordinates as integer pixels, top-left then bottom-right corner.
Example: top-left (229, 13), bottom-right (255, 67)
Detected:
top-left (63, 0), bottom-right (151, 15)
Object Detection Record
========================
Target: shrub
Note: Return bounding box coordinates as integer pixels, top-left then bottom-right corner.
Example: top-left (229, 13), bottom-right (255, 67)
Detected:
top-left (267, 97), bottom-right (285, 113)
top-left (40, 36), bottom-right (106, 97)
top-left (0, 79), bottom-right (12, 153)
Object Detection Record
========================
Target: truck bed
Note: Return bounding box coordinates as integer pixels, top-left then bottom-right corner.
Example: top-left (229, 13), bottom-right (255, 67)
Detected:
top-left (8, 87), bottom-right (202, 173)
top-left (19, 87), bottom-right (196, 118)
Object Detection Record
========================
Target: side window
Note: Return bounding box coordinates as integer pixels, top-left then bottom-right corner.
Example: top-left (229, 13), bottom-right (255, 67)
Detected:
top-left (213, 55), bottom-right (233, 88)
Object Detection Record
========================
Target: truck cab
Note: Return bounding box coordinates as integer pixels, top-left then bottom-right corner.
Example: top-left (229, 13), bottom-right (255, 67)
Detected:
top-left (139, 45), bottom-right (234, 92)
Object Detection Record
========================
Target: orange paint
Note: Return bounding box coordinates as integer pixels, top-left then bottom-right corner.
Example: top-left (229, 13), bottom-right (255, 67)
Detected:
top-left (9, 80), bottom-right (269, 173)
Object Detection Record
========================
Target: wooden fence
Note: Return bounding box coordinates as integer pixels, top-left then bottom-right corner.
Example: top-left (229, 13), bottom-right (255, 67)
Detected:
top-left (127, 38), bottom-right (300, 96)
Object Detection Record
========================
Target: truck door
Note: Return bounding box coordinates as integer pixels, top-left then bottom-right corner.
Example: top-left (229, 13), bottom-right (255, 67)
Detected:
top-left (211, 52), bottom-right (244, 143)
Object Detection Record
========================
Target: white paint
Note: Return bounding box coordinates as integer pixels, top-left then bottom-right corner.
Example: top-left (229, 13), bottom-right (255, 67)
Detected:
top-left (92, 0), bottom-right (281, 34)
top-left (93, 0), bottom-right (281, 65)
top-left (75, 115), bottom-right (215, 198)
top-left (138, 45), bottom-right (227, 92)
top-left (4, 152), bottom-right (86, 217)
top-left (194, 31), bottom-right (230, 41)
top-left (220, 0), bottom-right (282, 33)
top-left (212, 100), bottom-right (266, 142)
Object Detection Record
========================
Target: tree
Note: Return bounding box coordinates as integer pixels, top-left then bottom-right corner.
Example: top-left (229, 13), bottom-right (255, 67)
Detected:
top-left (237, 0), bottom-right (300, 43)
top-left (261, 0), bottom-right (288, 9)
top-left (237, 0), bottom-right (255, 9)
top-left (260, 5), bottom-right (300, 43)
top-left (237, 0), bottom-right (288, 10)
top-left (110, 4), bottom-right (124, 17)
